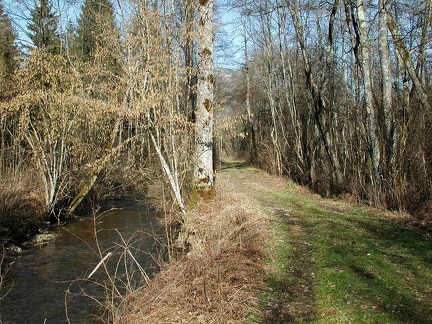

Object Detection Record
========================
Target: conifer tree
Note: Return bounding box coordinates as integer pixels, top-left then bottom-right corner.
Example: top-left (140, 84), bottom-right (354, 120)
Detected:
top-left (27, 0), bottom-right (61, 54)
top-left (73, 0), bottom-right (117, 63)
top-left (0, 1), bottom-right (19, 100)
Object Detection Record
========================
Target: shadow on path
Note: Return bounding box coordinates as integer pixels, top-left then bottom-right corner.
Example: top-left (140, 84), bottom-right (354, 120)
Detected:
top-left (219, 160), bottom-right (247, 171)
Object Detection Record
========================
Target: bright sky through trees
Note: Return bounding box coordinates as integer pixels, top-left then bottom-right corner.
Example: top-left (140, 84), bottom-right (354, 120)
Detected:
top-left (214, 0), bottom-right (243, 68)
top-left (3, 0), bottom-right (243, 68)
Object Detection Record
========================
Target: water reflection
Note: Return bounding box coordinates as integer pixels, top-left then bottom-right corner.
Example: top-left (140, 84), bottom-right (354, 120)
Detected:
top-left (0, 198), bottom-right (164, 323)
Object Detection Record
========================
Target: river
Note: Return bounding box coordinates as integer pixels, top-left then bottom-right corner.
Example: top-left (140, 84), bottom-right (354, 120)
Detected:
top-left (0, 197), bottom-right (165, 323)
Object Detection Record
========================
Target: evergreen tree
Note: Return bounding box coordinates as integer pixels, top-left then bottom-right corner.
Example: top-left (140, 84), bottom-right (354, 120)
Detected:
top-left (0, 1), bottom-right (19, 100)
top-left (27, 0), bottom-right (61, 54)
top-left (73, 0), bottom-right (117, 62)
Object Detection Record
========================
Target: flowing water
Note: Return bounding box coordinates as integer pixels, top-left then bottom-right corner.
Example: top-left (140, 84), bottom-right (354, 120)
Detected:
top-left (0, 197), bottom-right (164, 323)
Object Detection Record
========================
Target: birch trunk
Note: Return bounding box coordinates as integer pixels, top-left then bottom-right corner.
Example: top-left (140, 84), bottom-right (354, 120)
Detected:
top-left (149, 128), bottom-right (186, 214)
top-left (194, 0), bottom-right (214, 198)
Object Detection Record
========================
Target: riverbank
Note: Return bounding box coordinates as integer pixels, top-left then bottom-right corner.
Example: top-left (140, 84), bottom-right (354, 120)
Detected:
top-left (0, 197), bottom-right (163, 322)
top-left (121, 164), bottom-right (271, 322)
top-left (122, 163), bottom-right (432, 323)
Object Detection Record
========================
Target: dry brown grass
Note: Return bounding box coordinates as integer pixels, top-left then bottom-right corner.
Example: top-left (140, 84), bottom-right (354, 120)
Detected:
top-left (0, 168), bottom-right (46, 241)
top-left (120, 173), bottom-right (270, 323)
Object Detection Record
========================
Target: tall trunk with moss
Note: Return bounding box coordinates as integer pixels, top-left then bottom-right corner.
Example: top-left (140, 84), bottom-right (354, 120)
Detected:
top-left (194, 0), bottom-right (215, 199)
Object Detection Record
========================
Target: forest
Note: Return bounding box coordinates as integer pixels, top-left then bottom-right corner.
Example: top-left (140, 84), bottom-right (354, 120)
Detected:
top-left (0, 0), bottom-right (431, 322)
top-left (0, 0), bottom-right (216, 239)
top-left (0, 0), bottom-right (431, 238)
top-left (229, 0), bottom-right (431, 220)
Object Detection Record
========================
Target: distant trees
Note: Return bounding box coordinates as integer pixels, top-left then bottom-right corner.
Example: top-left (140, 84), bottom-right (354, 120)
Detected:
top-left (73, 0), bottom-right (117, 64)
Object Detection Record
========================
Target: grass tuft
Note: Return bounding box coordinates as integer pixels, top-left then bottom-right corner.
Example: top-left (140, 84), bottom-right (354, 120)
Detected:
top-left (121, 171), bottom-right (270, 323)
top-left (0, 169), bottom-right (46, 243)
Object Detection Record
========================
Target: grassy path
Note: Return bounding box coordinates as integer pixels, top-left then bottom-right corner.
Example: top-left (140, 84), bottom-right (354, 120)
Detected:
top-left (222, 163), bottom-right (432, 323)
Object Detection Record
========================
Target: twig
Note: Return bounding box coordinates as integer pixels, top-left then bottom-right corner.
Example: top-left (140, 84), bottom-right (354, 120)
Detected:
top-left (88, 252), bottom-right (113, 279)
top-left (335, 306), bottom-right (352, 323)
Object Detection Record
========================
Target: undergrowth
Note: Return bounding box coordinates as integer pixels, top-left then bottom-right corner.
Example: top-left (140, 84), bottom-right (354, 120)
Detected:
top-left (121, 173), bottom-right (270, 323)
top-left (117, 163), bottom-right (432, 323)
top-left (0, 169), bottom-right (46, 243)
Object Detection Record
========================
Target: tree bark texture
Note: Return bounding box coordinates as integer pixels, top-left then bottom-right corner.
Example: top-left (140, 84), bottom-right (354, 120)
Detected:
top-left (378, 0), bottom-right (394, 179)
top-left (385, 4), bottom-right (431, 112)
top-left (194, 0), bottom-right (215, 198)
top-left (355, 0), bottom-right (382, 189)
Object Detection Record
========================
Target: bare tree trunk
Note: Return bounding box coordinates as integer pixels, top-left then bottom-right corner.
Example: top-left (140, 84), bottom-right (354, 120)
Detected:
top-left (194, 0), bottom-right (215, 198)
top-left (275, 5), bottom-right (304, 174)
top-left (184, 0), bottom-right (196, 121)
top-left (149, 126), bottom-right (186, 214)
top-left (378, 0), bottom-right (394, 188)
top-left (354, 0), bottom-right (382, 190)
top-left (385, 4), bottom-right (431, 112)
top-left (243, 12), bottom-right (257, 165)
top-left (416, 0), bottom-right (431, 85)
top-left (288, 1), bottom-right (343, 188)
top-left (267, 81), bottom-right (283, 175)
top-left (257, 8), bottom-right (283, 175)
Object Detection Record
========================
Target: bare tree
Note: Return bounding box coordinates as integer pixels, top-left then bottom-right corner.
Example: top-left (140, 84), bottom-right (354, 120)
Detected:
top-left (287, 0), bottom-right (343, 187)
top-left (378, 0), bottom-right (394, 186)
top-left (385, 2), bottom-right (431, 112)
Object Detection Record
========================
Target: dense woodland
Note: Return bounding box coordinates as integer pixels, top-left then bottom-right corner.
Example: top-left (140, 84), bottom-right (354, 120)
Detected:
top-left (230, 0), bottom-right (432, 222)
top-left (0, 0), bottom-right (431, 241)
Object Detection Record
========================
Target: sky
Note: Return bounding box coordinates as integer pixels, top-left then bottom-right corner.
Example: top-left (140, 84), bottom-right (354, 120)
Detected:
top-left (214, 0), bottom-right (244, 69)
top-left (3, 0), bottom-right (81, 48)
top-left (3, 0), bottom-right (244, 68)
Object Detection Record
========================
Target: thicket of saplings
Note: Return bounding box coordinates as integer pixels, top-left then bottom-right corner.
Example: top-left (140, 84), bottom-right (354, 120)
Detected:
top-left (0, 50), bottom-right (195, 245)
top-left (0, 0), bottom-right (202, 246)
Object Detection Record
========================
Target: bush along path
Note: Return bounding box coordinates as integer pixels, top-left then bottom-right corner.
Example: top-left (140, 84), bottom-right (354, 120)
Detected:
top-left (221, 162), bottom-right (432, 323)
top-left (124, 163), bottom-right (431, 323)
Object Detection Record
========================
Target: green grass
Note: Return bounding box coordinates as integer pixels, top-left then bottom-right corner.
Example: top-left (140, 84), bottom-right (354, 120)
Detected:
top-left (220, 159), bottom-right (247, 171)
top-left (262, 182), bottom-right (432, 323)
